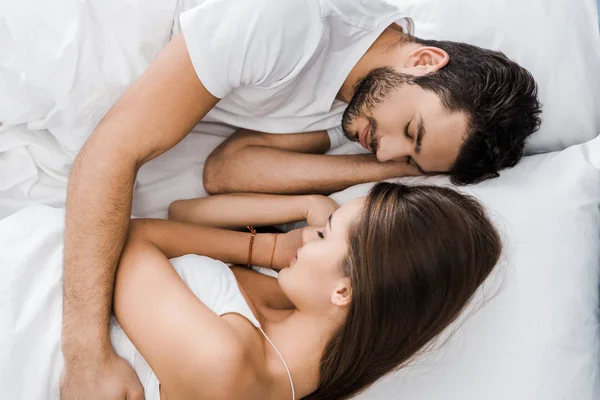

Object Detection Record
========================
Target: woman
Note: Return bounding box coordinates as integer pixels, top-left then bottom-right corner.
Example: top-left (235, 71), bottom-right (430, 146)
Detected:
top-left (110, 182), bottom-right (501, 400)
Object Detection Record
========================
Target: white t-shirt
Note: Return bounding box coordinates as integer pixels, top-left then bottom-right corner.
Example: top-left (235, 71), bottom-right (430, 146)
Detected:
top-left (177, 0), bottom-right (414, 137)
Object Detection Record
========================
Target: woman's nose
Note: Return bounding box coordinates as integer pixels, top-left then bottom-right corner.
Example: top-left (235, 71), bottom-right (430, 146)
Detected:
top-left (302, 226), bottom-right (322, 244)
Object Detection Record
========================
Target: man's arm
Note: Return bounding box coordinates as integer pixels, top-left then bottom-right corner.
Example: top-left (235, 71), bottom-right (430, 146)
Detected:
top-left (61, 34), bottom-right (219, 399)
top-left (203, 128), bottom-right (419, 195)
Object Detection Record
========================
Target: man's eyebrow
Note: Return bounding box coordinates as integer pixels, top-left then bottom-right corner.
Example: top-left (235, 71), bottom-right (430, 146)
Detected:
top-left (414, 114), bottom-right (425, 154)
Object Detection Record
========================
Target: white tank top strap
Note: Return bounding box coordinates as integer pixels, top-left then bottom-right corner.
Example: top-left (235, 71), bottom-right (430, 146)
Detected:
top-left (259, 327), bottom-right (296, 400)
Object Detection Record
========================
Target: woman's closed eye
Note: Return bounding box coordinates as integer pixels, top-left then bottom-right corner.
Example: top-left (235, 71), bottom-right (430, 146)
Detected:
top-left (317, 230), bottom-right (325, 239)
top-left (404, 120), bottom-right (413, 140)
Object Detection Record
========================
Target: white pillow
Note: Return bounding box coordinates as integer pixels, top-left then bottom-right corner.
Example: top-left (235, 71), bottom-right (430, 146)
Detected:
top-left (330, 135), bottom-right (600, 399)
top-left (394, 0), bottom-right (600, 153)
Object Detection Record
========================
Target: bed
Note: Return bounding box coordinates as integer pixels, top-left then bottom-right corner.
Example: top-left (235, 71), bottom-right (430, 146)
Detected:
top-left (0, 0), bottom-right (599, 399)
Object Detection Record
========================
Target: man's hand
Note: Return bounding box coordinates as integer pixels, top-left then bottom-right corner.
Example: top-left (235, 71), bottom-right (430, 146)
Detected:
top-left (60, 351), bottom-right (144, 400)
top-left (381, 156), bottom-right (422, 178)
top-left (203, 129), bottom-right (422, 195)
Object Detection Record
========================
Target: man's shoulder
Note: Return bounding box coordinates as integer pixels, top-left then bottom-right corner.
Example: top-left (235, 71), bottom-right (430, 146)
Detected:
top-left (319, 0), bottom-right (406, 30)
top-left (240, 0), bottom-right (323, 25)
top-left (189, 0), bottom-right (323, 34)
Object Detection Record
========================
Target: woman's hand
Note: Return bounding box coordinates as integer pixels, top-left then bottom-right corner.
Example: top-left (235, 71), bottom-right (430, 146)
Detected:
top-left (269, 226), bottom-right (323, 270)
top-left (270, 228), bottom-right (303, 270)
top-left (305, 195), bottom-right (340, 226)
top-left (270, 195), bottom-right (336, 269)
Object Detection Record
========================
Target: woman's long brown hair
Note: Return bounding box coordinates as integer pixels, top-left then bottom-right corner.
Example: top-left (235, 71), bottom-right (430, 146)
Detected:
top-left (307, 182), bottom-right (502, 399)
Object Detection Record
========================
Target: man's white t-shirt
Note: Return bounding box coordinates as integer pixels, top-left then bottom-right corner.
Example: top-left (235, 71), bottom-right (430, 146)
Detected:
top-left (177, 0), bottom-right (414, 136)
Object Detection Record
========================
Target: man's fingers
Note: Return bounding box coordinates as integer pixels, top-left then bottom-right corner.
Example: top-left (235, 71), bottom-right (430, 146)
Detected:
top-left (401, 162), bottom-right (421, 176)
top-left (123, 362), bottom-right (144, 400)
top-left (125, 381), bottom-right (145, 400)
top-left (126, 388), bottom-right (145, 400)
top-left (408, 164), bottom-right (421, 176)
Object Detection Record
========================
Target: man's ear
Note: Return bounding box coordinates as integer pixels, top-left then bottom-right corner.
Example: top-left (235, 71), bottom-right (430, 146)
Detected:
top-left (331, 279), bottom-right (352, 307)
top-left (405, 46), bottom-right (449, 73)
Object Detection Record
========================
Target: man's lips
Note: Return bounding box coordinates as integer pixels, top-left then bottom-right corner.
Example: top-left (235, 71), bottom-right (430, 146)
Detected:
top-left (359, 122), bottom-right (371, 151)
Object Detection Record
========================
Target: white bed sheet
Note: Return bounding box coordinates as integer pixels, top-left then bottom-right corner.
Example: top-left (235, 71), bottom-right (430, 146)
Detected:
top-left (0, 121), bottom-right (230, 220)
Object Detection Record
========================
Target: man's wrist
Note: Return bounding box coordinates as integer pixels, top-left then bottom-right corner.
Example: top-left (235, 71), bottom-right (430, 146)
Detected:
top-left (365, 157), bottom-right (409, 180)
top-left (62, 344), bottom-right (112, 367)
top-left (61, 327), bottom-right (112, 364)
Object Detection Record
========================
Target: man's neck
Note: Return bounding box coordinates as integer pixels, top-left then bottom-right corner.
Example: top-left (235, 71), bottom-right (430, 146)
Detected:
top-left (336, 27), bottom-right (411, 103)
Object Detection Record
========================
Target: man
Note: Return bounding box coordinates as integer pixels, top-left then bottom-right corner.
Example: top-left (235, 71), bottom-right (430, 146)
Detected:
top-left (60, 1), bottom-right (541, 399)
top-left (203, 43), bottom-right (542, 195)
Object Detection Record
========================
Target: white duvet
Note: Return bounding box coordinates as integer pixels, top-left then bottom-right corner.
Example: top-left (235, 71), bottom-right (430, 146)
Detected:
top-left (0, 0), bottom-right (199, 219)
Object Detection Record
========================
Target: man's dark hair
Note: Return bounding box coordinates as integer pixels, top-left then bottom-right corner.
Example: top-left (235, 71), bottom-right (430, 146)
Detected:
top-left (411, 37), bottom-right (542, 184)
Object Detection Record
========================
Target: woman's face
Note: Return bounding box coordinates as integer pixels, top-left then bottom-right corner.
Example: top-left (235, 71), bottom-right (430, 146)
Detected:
top-left (278, 197), bottom-right (365, 312)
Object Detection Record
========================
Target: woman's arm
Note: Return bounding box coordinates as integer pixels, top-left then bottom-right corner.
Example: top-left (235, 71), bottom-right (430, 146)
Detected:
top-left (128, 219), bottom-right (277, 267)
top-left (168, 193), bottom-right (339, 228)
top-left (114, 235), bottom-right (259, 400)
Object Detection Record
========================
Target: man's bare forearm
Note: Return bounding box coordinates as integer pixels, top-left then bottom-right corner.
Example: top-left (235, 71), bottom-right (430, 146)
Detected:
top-left (204, 145), bottom-right (411, 195)
top-left (62, 143), bottom-right (137, 360)
top-left (58, 33), bottom-right (219, 399)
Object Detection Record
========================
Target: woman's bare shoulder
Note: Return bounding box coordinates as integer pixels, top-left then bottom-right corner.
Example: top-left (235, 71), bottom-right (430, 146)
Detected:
top-left (162, 335), bottom-right (267, 400)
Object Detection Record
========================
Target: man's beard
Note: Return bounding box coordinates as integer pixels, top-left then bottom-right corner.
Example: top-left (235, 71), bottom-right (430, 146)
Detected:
top-left (341, 67), bottom-right (414, 153)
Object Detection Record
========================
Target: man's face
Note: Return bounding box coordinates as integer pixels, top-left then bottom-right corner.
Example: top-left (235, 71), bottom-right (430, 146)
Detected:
top-left (342, 69), bottom-right (468, 174)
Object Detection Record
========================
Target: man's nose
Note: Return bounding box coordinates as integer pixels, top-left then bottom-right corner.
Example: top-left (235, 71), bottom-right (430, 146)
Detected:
top-left (376, 135), bottom-right (412, 162)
